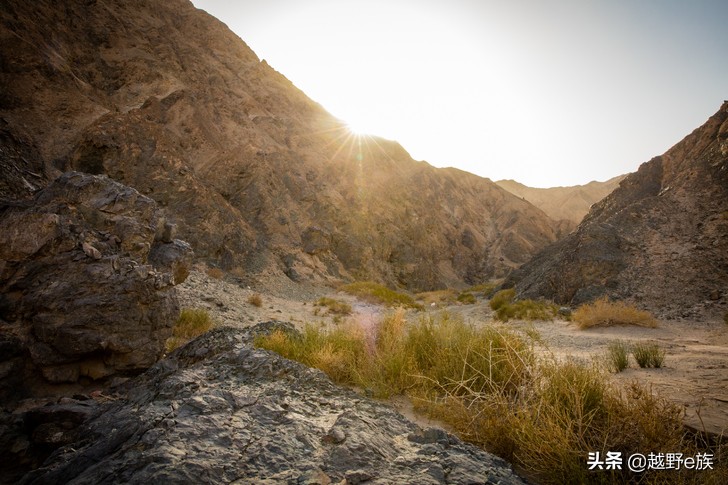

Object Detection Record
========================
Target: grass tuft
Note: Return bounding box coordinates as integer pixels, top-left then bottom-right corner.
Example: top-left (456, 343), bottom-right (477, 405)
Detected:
top-left (341, 281), bottom-right (422, 309)
top-left (456, 291), bottom-right (476, 304)
top-left (494, 299), bottom-right (559, 322)
top-left (632, 342), bottom-right (666, 368)
top-left (166, 308), bottom-right (214, 352)
top-left (573, 297), bottom-right (658, 329)
top-left (466, 282), bottom-right (498, 298)
top-left (606, 340), bottom-right (630, 372)
top-left (489, 288), bottom-right (516, 310)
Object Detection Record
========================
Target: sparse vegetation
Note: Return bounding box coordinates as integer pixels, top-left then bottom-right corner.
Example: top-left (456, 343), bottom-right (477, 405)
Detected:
top-left (314, 297), bottom-right (352, 316)
top-left (466, 282), bottom-right (498, 298)
top-left (489, 289), bottom-right (557, 321)
top-left (248, 293), bottom-right (262, 307)
top-left (255, 312), bottom-right (714, 483)
top-left (166, 308), bottom-right (214, 352)
top-left (632, 342), bottom-right (666, 368)
top-left (572, 297), bottom-right (658, 329)
top-left (456, 291), bottom-right (476, 304)
top-left (341, 281), bottom-right (422, 309)
top-left (606, 340), bottom-right (630, 372)
top-left (416, 289), bottom-right (457, 307)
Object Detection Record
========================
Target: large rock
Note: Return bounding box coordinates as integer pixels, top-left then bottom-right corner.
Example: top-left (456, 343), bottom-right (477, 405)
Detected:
top-left (0, 172), bottom-right (192, 404)
top-left (17, 324), bottom-right (525, 484)
top-left (506, 102), bottom-right (728, 319)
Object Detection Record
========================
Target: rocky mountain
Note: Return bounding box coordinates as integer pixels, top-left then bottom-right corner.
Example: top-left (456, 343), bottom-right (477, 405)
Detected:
top-left (496, 175), bottom-right (626, 227)
top-left (0, 0), bottom-right (560, 291)
top-left (505, 102), bottom-right (728, 319)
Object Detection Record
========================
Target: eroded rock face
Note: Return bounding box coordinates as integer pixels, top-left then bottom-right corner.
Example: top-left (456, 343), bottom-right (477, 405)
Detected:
top-left (17, 324), bottom-right (525, 484)
top-left (0, 172), bottom-right (192, 403)
top-left (0, 0), bottom-right (560, 290)
top-left (506, 103), bottom-right (728, 319)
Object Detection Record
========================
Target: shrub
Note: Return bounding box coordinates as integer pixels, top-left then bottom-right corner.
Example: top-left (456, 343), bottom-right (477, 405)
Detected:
top-left (456, 291), bottom-right (476, 304)
top-left (607, 340), bottom-right (630, 372)
top-left (248, 293), bottom-right (262, 307)
top-left (494, 299), bottom-right (558, 322)
top-left (315, 297), bottom-right (352, 315)
top-left (632, 342), bottom-right (665, 368)
top-left (341, 281), bottom-right (422, 309)
top-left (573, 297), bottom-right (658, 329)
top-left (489, 288), bottom-right (515, 310)
top-left (166, 308), bottom-right (214, 352)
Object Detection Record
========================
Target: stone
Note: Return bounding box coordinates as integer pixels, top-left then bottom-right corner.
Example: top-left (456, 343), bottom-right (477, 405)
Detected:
top-left (16, 324), bottom-right (526, 484)
top-left (0, 173), bottom-right (192, 404)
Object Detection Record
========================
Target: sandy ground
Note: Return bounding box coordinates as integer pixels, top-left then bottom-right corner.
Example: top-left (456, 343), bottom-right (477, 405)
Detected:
top-left (177, 270), bottom-right (728, 436)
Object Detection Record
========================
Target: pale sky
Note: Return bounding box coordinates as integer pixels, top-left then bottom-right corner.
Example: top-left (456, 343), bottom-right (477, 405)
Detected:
top-left (191, 0), bottom-right (727, 188)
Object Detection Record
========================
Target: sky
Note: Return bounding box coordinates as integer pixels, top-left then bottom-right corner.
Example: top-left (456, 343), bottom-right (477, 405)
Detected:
top-left (191, 0), bottom-right (727, 188)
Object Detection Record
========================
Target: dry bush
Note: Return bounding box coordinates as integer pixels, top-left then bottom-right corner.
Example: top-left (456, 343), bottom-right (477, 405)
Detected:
top-left (416, 289), bottom-right (457, 307)
top-left (494, 299), bottom-right (558, 322)
top-left (341, 281), bottom-right (422, 309)
top-left (206, 267), bottom-right (224, 279)
top-left (456, 291), bottom-right (476, 304)
top-left (165, 308), bottom-right (214, 352)
top-left (489, 288), bottom-right (515, 310)
top-left (573, 297), bottom-right (658, 329)
top-left (248, 293), bottom-right (262, 307)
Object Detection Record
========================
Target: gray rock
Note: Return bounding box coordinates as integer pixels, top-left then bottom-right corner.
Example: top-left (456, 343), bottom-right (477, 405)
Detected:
top-left (19, 324), bottom-right (526, 484)
top-left (0, 172), bottom-right (192, 404)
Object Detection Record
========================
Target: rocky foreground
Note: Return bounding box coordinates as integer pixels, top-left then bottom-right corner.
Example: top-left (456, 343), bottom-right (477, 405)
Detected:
top-left (4, 323), bottom-right (524, 485)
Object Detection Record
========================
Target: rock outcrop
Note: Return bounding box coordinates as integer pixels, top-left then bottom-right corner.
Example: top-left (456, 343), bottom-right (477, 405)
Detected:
top-left (11, 323), bottom-right (525, 485)
top-left (505, 103), bottom-right (728, 319)
top-left (0, 172), bottom-right (192, 404)
top-left (0, 0), bottom-right (560, 290)
top-left (496, 175), bottom-right (626, 228)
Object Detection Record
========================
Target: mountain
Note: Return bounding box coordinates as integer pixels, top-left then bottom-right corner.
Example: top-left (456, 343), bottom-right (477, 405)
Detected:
top-left (496, 175), bottom-right (626, 227)
top-left (0, 0), bottom-right (560, 291)
top-left (505, 103), bottom-right (728, 319)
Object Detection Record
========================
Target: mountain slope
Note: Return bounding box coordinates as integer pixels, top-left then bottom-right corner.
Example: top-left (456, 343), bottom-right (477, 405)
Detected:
top-left (496, 175), bottom-right (626, 226)
top-left (0, 0), bottom-right (560, 290)
top-left (505, 102), bottom-right (728, 319)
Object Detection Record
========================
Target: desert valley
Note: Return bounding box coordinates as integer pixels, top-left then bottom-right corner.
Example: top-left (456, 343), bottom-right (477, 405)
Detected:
top-left (1, 1), bottom-right (727, 484)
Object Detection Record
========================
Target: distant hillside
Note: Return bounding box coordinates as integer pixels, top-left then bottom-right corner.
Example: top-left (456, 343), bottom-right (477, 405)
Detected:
top-left (0, 0), bottom-right (560, 290)
top-left (496, 175), bottom-right (626, 226)
top-left (505, 103), bottom-right (728, 319)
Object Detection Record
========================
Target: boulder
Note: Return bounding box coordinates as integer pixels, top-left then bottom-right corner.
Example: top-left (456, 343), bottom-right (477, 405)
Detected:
top-left (17, 323), bottom-right (525, 484)
top-left (0, 172), bottom-right (192, 404)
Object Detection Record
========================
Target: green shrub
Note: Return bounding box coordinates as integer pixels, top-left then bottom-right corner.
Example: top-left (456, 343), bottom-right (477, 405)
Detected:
top-left (573, 297), bottom-right (657, 329)
top-left (489, 288), bottom-right (515, 310)
top-left (341, 281), bottom-right (422, 309)
top-left (607, 340), bottom-right (630, 372)
top-left (315, 297), bottom-right (352, 315)
top-left (166, 308), bottom-right (214, 352)
top-left (456, 291), bottom-right (476, 304)
top-left (632, 342), bottom-right (665, 368)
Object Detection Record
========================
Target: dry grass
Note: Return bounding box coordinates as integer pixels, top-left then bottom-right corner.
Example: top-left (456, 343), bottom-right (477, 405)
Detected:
top-left (341, 281), bottom-right (422, 309)
top-left (255, 311), bottom-right (726, 483)
top-left (573, 297), bottom-right (658, 329)
top-left (632, 342), bottom-right (666, 368)
top-left (416, 289), bottom-right (458, 306)
top-left (606, 340), bottom-right (630, 372)
top-left (314, 297), bottom-right (352, 316)
top-left (248, 293), bottom-right (263, 307)
top-left (165, 308), bottom-right (214, 352)
top-left (456, 291), bottom-right (477, 304)
top-left (466, 282), bottom-right (498, 298)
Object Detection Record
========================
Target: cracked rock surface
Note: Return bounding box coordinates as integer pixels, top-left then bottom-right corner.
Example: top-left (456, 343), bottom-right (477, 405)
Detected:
top-left (20, 323), bottom-right (525, 484)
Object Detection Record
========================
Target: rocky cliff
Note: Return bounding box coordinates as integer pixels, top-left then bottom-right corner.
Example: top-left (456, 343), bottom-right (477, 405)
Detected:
top-left (505, 103), bottom-right (728, 319)
top-left (0, 0), bottom-right (560, 290)
top-left (496, 175), bottom-right (626, 228)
